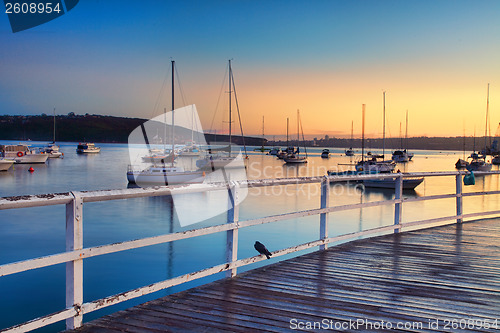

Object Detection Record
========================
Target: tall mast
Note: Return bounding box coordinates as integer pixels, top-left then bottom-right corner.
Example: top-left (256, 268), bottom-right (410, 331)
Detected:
top-left (399, 122), bottom-right (402, 149)
top-left (171, 60), bottom-right (175, 166)
top-left (382, 91), bottom-right (386, 158)
top-left (297, 109), bottom-right (300, 142)
top-left (350, 120), bottom-right (353, 147)
top-left (362, 104), bottom-right (365, 162)
top-left (405, 110), bottom-right (409, 150)
top-left (286, 118), bottom-right (289, 147)
top-left (485, 83), bottom-right (490, 149)
top-left (228, 59), bottom-right (232, 157)
top-left (261, 116), bottom-right (265, 150)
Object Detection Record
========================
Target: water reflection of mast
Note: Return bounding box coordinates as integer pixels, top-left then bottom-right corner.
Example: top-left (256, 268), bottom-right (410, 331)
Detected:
top-left (358, 187), bottom-right (364, 233)
top-left (167, 196), bottom-right (174, 282)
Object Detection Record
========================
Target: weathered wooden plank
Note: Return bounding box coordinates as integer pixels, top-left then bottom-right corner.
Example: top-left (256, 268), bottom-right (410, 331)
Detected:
top-left (65, 219), bottom-right (500, 333)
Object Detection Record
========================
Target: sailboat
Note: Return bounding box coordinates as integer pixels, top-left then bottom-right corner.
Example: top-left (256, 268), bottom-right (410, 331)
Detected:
top-left (41, 108), bottom-right (63, 158)
top-left (356, 95), bottom-right (395, 173)
top-left (345, 120), bottom-right (354, 156)
top-left (179, 106), bottom-right (201, 157)
top-left (127, 60), bottom-right (205, 185)
top-left (392, 111), bottom-right (413, 162)
top-left (456, 123), bottom-right (469, 169)
top-left (283, 110), bottom-right (308, 164)
top-left (277, 118), bottom-right (293, 159)
top-left (466, 84), bottom-right (493, 172)
top-left (197, 60), bottom-right (248, 170)
top-left (254, 116), bottom-right (270, 152)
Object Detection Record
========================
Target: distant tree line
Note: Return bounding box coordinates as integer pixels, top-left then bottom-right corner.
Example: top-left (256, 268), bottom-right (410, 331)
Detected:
top-left (0, 114), bottom-right (265, 146)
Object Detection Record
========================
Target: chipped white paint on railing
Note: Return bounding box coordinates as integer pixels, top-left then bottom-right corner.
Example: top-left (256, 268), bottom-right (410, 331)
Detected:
top-left (1, 171), bottom-right (500, 332)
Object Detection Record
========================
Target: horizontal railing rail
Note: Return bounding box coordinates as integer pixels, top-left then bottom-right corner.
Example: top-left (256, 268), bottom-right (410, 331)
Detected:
top-left (1, 170), bottom-right (500, 332)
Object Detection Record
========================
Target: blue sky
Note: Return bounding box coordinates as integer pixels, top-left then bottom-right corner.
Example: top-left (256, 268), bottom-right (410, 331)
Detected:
top-left (1, 0), bottom-right (499, 138)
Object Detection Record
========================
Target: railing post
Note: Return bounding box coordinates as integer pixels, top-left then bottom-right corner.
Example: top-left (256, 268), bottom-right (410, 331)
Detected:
top-left (394, 174), bottom-right (403, 233)
top-left (226, 183), bottom-right (239, 278)
top-left (456, 172), bottom-right (463, 223)
top-left (319, 176), bottom-right (330, 250)
top-left (66, 191), bottom-right (83, 329)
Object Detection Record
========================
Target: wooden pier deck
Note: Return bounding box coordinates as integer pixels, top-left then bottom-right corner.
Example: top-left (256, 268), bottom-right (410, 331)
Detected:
top-left (69, 219), bottom-right (500, 332)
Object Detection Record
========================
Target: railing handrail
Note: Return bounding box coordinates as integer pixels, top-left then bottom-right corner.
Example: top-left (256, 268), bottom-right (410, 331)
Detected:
top-left (1, 170), bottom-right (500, 332)
top-left (2, 171), bottom-right (499, 210)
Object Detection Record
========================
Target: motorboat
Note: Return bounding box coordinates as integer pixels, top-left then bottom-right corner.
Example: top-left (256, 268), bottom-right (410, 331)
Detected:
top-left (268, 147), bottom-right (281, 156)
top-left (392, 150), bottom-right (410, 162)
top-left (41, 143), bottom-right (63, 158)
top-left (76, 143), bottom-right (101, 154)
top-left (0, 158), bottom-right (14, 171)
top-left (0, 144), bottom-right (49, 164)
top-left (455, 158), bottom-right (469, 169)
top-left (345, 148), bottom-right (354, 156)
top-left (321, 149), bottom-right (330, 158)
top-left (492, 155), bottom-right (500, 165)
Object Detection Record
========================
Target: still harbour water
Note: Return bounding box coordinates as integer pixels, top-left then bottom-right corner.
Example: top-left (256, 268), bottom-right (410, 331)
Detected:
top-left (1, 140), bottom-right (499, 332)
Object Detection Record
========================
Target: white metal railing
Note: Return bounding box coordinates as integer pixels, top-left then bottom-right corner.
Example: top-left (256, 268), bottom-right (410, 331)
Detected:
top-left (1, 171), bottom-right (500, 332)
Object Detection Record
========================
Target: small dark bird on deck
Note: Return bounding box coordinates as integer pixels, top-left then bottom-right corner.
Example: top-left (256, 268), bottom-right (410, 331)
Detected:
top-left (254, 241), bottom-right (272, 259)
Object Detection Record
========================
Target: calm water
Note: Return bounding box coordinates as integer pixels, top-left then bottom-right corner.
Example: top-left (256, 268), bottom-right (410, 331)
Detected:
top-left (1, 140), bottom-right (499, 331)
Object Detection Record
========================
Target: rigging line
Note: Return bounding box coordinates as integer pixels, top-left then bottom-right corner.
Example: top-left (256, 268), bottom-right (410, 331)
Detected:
top-left (151, 66), bottom-right (171, 119)
top-left (174, 63), bottom-right (189, 107)
top-left (231, 68), bottom-right (248, 158)
top-left (209, 64), bottom-right (229, 138)
top-left (299, 111), bottom-right (307, 157)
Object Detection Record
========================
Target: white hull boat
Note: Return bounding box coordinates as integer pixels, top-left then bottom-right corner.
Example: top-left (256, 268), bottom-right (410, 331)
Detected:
top-left (42, 144), bottom-right (63, 158)
top-left (0, 159), bottom-right (14, 171)
top-left (283, 154), bottom-right (308, 164)
top-left (196, 155), bottom-right (242, 170)
top-left (345, 148), bottom-right (354, 156)
top-left (392, 150), bottom-right (409, 162)
top-left (467, 160), bottom-right (492, 172)
top-left (127, 165), bottom-right (204, 185)
top-left (363, 176), bottom-right (424, 190)
top-left (1, 144), bottom-right (49, 164)
top-left (356, 159), bottom-right (395, 173)
top-left (76, 143), bottom-right (101, 154)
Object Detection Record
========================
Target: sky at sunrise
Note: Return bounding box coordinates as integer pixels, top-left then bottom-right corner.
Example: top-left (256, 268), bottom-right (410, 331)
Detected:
top-left (0, 0), bottom-right (499, 139)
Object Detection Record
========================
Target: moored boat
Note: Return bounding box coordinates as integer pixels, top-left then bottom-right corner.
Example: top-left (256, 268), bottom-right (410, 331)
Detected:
top-left (284, 110), bottom-right (308, 164)
top-left (127, 165), bottom-right (204, 185)
top-left (362, 175), bottom-right (424, 190)
top-left (0, 159), bottom-right (15, 171)
top-left (268, 147), bottom-right (281, 156)
top-left (345, 121), bottom-right (355, 156)
top-left (321, 149), bottom-right (330, 158)
top-left (392, 150), bottom-right (409, 162)
top-left (41, 143), bottom-right (63, 158)
top-left (0, 144), bottom-right (49, 164)
top-left (455, 158), bottom-right (469, 169)
top-left (466, 155), bottom-right (492, 172)
top-left (76, 143), bottom-right (101, 154)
